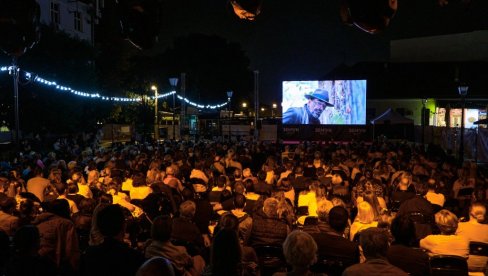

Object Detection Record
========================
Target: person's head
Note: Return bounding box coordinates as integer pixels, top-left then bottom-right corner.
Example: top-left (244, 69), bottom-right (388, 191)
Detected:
top-left (78, 198), bottom-right (96, 215)
top-left (469, 202), bottom-right (486, 223)
top-left (282, 230), bottom-right (318, 269)
top-left (217, 213), bottom-right (239, 233)
top-left (360, 227), bottom-right (390, 259)
top-left (210, 228), bottom-right (242, 276)
top-left (151, 215), bottom-right (173, 242)
top-left (179, 200), bottom-right (196, 219)
top-left (316, 199), bottom-right (333, 222)
top-left (328, 206), bottom-right (349, 233)
top-left (0, 196), bottom-right (16, 213)
top-left (47, 199), bottom-right (71, 219)
top-left (131, 172), bottom-right (146, 188)
top-left (263, 197), bottom-right (279, 217)
top-left (233, 193), bottom-right (246, 209)
top-left (435, 209), bottom-right (458, 235)
top-left (356, 201), bottom-right (375, 224)
top-left (305, 89), bottom-right (333, 119)
top-left (217, 175), bottom-right (227, 188)
top-left (414, 181), bottom-right (428, 196)
top-left (390, 215), bottom-right (416, 246)
top-left (67, 182), bottom-right (79, 194)
top-left (427, 177), bottom-right (438, 191)
top-left (55, 182), bottom-right (67, 195)
top-left (136, 257), bottom-right (175, 276)
top-left (234, 182), bottom-right (245, 195)
top-left (399, 172), bottom-right (412, 186)
top-left (97, 204), bottom-right (126, 238)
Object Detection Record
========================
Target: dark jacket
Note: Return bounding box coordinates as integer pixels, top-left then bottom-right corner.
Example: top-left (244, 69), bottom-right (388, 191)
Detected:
top-left (387, 244), bottom-right (430, 276)
top-left (34, 212), bottom-right (80, 272)
top-left (80, 237), bottom-right (145, 276)
top-left (342, 258), bottom-right (409, 276)
top-left (249, 209), bottom-right (289, 247)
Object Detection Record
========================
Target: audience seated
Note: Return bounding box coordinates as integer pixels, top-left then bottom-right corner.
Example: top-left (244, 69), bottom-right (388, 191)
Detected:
top-left (250, 198), bottom-right (290, 247)
top-left (387, 215), bottom-right (430, 276)
top-left (274, 230), bottom-right (324, 276)
top-left (342, 227), bottom-right (408, 276)
top-left (420, 209), bottom-right (469, 258)
top-left (456, 202), bottom-right (488, 273)
top-left (80, 204), bottom-right (145, 276)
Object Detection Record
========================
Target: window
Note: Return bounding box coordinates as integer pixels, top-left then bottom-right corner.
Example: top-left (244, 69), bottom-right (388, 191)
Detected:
top-left (50, 2), bottom-right (60, 25)
top-left (74, 11), bottom-right (82, 32)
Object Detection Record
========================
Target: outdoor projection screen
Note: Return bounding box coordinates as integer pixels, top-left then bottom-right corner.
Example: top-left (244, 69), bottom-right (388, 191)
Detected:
top-left (282, 80), bottom-right (367, 125)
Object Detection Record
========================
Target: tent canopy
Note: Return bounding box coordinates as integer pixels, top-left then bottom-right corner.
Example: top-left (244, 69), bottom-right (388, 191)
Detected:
top-left (371, 108), bottom-right (414, 125)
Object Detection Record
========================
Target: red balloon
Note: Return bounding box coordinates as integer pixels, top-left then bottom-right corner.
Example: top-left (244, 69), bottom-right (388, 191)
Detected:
top-left (230, 0), bottom-right (263, 21)
top-left (340, 0), bottom-right (398, 34)
top-left (0, 0), bottom-right (41, 57)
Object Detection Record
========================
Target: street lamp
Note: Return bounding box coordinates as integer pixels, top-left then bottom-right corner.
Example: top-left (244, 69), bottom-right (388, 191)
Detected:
top-left (151, 85), bottom-right (158, 141)
top-left (421, 98), bottom-right (426, 146)
top-left (169, 78), bottom-right (179, 140)
top-left (458, 84), bottom-right (468, 165)
top-left (272, 103), bottom-right (277, 118)
top-left (227, 91), bottom-right (233, 142)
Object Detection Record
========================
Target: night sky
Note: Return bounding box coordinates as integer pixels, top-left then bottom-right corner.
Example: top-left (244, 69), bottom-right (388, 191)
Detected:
top-left (152, 0), bottom-right (487, 103)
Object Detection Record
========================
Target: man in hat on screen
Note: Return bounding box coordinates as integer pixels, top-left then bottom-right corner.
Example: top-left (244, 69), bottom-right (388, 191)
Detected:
top-left (283, 89), bottom-right (334, 124)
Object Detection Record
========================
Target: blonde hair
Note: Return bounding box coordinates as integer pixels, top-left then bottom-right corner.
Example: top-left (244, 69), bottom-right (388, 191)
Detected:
top-left (470, 203), bottom-right (486, 223)
top-left (356, 201), bottom-right (375, 224)
top-left (435, 209), bottom-right (458, 235)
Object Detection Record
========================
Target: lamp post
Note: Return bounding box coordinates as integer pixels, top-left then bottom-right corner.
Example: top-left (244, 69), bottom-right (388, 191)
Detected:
top-left (272, 103), bottom-right (277, 118)
top-left (421, 99), bottom-right (426, 146)
top-left (458, 84), bottom-right (468, 165)
top-left (169, 78), bottom-right (179, 140)
top-left (227, 90), bottom-right (233, 142)
top-left (151, 85), bottom-right (158, 141)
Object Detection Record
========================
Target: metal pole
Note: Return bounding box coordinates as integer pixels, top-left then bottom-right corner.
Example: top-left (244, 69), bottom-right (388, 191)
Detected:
top-left (254, 70), bottom-right (259, 141)
top-left (180, 73), bottom-right (186, 140)
top-left (154, 87), bottom-right (158, 141)
top-left (460, 95), bottom-right (465, 165)
top-left (12, 57), bottom-right (20, 147)
top-left (422, 100), bottom-right (426, 146)
top-left (172, 92), bottom-right (176, 140)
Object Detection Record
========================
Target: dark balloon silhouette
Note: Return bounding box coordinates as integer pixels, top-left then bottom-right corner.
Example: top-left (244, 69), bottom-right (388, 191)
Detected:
top-left (118, 0), bottom-right (162, 50)
top-left (340, 0), bottom-right (398, 34)
top-left (0, 0), bottom-right (41, 57)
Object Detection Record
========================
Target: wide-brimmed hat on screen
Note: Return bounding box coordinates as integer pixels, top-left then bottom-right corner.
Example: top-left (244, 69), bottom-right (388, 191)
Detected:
top-left (304, 89), bottom-right (334, 106)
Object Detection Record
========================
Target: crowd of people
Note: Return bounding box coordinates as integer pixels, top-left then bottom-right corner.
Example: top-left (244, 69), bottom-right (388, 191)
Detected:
top-left (0, 134), bottom-right (487, 276)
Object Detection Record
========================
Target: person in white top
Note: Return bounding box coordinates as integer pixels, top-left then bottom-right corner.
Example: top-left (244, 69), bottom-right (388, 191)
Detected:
top-left (420, 209), bottom-right (469, 258)
top-left (350, 201), bottom-right (378, 241)
top-left (26, 166), bottom-right (51, 202)
top-left (456, 203), bottom-right (488, 273)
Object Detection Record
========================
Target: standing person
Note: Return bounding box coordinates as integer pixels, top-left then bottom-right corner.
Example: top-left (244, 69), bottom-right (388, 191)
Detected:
top-left (26, 166), bottom-right (51, 202)
top-left (283, 89), bottom-right (334, 125)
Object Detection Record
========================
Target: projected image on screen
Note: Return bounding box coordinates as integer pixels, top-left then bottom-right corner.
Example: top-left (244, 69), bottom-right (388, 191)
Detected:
top-left (282, 80), bottom-right (367, 125)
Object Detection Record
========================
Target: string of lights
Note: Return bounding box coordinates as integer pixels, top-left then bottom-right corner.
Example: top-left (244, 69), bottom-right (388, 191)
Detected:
top-left (1, 65), bottom-right (228, 109)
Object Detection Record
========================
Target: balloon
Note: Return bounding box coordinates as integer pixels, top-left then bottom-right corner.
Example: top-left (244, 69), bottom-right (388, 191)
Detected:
top-left (118, 0), bottom-right (162, 50)
top-left (230, 0), bottom-right (263, 21)
top-left (340, 0), bottom-right (397, 34)
top-left (0, 0), bottom-right (41, 57)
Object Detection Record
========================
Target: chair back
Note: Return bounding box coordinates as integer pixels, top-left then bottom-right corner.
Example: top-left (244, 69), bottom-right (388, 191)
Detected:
top-left (470, 242), bottom-right (488, 257)
top-left (429, 255), bottom-right (468, 276)
top-left (254, 246), bottom-right (287, 275)
top-left (310, 256), bottom-right (352, 276)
